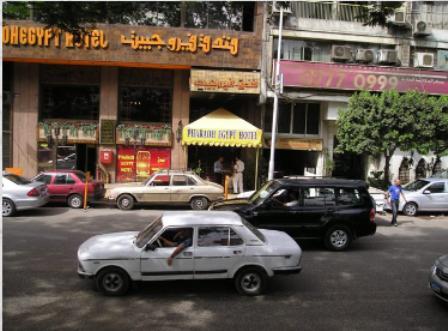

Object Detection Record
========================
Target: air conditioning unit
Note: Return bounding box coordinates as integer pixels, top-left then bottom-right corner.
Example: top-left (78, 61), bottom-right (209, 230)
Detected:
top-left (355, 49), bottom-right (376, 63)
top-left (391, 9), bottom-right (408, 25)
top-left (331, 45), bottom-right (352, 62)
top-left (378, 49), bottom-right (398, 65)
top-left (413, 52), bottom-right (434, 68)
top-left (413, 20), bottom-right (432, 36)
top-left (272, 1), bottom-right (292, 14)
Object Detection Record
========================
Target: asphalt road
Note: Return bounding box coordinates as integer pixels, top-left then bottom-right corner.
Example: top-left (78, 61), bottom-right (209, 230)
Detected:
top-left (3, 207), bottom-right (448, 331)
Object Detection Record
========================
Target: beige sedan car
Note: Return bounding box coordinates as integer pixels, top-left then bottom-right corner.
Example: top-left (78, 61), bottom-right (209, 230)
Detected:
top-left (106, 170), bottom-right (224, 210)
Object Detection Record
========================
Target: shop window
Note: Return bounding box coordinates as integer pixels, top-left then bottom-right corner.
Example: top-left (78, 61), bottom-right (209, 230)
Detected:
top-left (40, 85), bottom-right (99, 120)
top-left (265, 103), bottom-right (320, 135)
top-left (119, 87), bottom-right (172, 123)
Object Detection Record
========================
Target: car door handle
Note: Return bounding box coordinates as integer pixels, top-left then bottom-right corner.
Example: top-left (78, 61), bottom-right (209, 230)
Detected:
top-left (183, 252), bottom-right (193, 257)
top-left (233, 250), bottom-right (242, 255)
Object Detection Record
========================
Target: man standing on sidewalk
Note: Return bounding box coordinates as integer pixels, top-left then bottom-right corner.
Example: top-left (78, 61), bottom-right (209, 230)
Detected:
top-left (387, 179), bottom-right (407, 226)
top-left (232, 156), bottom-right (245, 194)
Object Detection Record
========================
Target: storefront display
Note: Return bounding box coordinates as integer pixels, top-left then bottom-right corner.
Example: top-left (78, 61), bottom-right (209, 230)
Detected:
top-left (116, 146), bottom-right (171, 182)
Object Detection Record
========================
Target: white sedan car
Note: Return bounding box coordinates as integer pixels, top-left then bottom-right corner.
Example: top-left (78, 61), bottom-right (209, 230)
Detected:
top-left (77, 211), bottom-right (302, 296)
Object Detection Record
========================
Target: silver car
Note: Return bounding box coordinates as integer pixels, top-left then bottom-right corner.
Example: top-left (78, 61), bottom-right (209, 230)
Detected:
top-left (429, 255), bottom-right (448, 303)
top-left (385, 178), bottom-right (448, 216)
top-left (2, 172), bottom-right (49, 217)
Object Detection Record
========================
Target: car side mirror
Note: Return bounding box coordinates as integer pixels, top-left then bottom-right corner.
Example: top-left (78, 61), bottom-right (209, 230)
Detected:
top-left (145, 243), bottom-right (156, 251)
top-left (423, 190), bottom-right (431, 195)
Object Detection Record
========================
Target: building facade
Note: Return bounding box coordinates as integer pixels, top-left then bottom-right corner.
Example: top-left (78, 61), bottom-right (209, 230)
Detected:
top-left (263, 1), bottom-right (448, 182)
top-left (2, 2), bottom-right (265, 186)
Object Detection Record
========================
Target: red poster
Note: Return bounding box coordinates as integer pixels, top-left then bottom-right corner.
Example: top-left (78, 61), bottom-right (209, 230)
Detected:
top-left (116, 146), bottom-right (171, 182)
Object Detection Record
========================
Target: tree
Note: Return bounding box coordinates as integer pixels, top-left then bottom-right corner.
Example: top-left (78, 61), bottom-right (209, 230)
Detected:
top-left (335, 90), bottom-right (436, 185)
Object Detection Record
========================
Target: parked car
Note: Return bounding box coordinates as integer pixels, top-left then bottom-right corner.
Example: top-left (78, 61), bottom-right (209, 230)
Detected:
top-left (77, 211), bottom-right (302, 296)
top-left (368, 187), bottom-right (386, 213)
top-left (429, 254), bottom-right (448, 303)
top-left (384, 178), bottom-right (448, 216)
top-left (106, 170), bottom-right (224, 211)
top-left (2, 172), bottom-right (49, 217)
top-left (32, 170), bottom-right (105, 208)
top-left (210, 178), bottom-right (377, 251)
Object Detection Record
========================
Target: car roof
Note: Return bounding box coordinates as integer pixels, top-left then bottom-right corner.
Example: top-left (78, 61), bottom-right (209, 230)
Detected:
top-left (420, 177), bottom-right (448, 182)
top-left (275, 177), bottom-right (368, 188)
top-left (161, 211), bottom-right (243, 226)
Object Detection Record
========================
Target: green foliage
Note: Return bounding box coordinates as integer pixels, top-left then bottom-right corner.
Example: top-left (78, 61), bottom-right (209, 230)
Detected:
top-left (3, 1), bottom-right (29, 20)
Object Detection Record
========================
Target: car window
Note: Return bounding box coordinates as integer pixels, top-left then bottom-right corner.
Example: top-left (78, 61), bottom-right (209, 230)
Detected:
top-left (67, 174), bottom-right (77, 184)
top-left (428, 182), bottom-right (445, 194)
top-left (54, 174), bottom-right (67, 185)
top-left (4, 174), bottom-right (31, 185)
top-left (241, 219), bottom-right (265, 243)
top-left (75, 171), bottom-right (86, 182)
top-left (155, 227), bottom-right (194, 248)
top-left (198, 227), bottom-right (244, 247)
top-left (34, 174), bottom-right (52, 184)
top-left (303, 187), bottom-right (335, 207)
top-left (135, 218), bottom-right (163, 248)
top-left (172, 175), bottom-right (188, 186)
top-left (270, 188), bottom-right (300, 209)
top-left (187, 176), bottom-right (198, 185)
top-left (336, 188), bottom-right (363, 206)
top-left (151, 175), bottom-right (170, 186)
top-left (404, 180), bottom-right (429, 191)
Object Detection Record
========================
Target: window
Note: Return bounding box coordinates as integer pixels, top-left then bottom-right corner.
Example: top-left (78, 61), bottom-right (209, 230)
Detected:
top-left (119, 86), bottom-right (172, 123)
top-left (265, 103), bottom-right (320, 135)
top-left (336, 188), bottom-right (362, 206)
top-left (40, 85), bottom-right (99, 120)
top-left (157, 227), bottom-right (193, 248)
top-left (34, 174), bottom-right (52, 184)
top-left (54, 174), bottom-right (67, 185)
top-left (172, 175), bottom-right (188, 186)
top-left (135, 217), bottom-right (163, 248)
top-left (66, 174), bottom-right (77, 184)
top-left (271, 188), bottom-right (300, 208)
top-left (428, 182), bottom-right (446, 194)
top-left (151, 175), bottom-right (170, 186)
top-left (198, 227), bottom-right (244, 247)
top-left (303, 187), bottom-right (335, 207)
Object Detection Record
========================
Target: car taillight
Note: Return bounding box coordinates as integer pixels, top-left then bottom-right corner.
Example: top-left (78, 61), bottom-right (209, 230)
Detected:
top-left (369, 208), bottom-right (375, 223)
top-left (27, 188), bottom-right (40, 197)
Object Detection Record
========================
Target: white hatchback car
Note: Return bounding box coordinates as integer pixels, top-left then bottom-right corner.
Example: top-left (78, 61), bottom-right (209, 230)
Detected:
top-left (77, 211), bottom-right (302, 296)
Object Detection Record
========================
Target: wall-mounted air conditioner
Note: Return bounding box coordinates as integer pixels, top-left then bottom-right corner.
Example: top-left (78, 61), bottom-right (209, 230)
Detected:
top-left (391, 9), bottom-right (408, 25)
top-left (355, 49), bottom-right (376, 63)
top-left (272, 1), bottom-right (292, 14)
top-left (331, 45), bottom-right (352, 62)
top-left (413, 52), bottom-right (434, 68)
top-left (413, 20), bottom-right (432, 36)
top-left (378, 49), bottom-right (399, 65)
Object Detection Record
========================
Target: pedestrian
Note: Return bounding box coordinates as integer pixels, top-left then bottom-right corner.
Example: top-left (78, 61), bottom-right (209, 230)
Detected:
top-left (213, 156), bottom-right (224, 185)
top-left (232, 156), bottom-right (245, 194)
top-left (387, 178), bottom-right (407, 227)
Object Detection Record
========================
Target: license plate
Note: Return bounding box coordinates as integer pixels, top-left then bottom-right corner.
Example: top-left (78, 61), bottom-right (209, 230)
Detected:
top-left (430, 281), bottom-right (441, 293)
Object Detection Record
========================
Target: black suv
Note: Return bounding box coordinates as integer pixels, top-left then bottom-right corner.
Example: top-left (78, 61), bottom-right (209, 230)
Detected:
top-left (210, 178), bottom-right (376, 250)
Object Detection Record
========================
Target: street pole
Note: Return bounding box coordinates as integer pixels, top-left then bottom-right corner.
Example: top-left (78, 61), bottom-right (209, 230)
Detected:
top-left (268, 5), bottom-right (284, 181)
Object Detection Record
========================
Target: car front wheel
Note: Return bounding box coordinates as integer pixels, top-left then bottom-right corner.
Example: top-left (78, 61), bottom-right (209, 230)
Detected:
top-left (234, 267), bottom-right (267, 296)
top-left (2, 198), bottom-right (16, 217)
top-left (96, 267), bottom-right (130, 296)
top-left (403, 202), bottom-right (418, 217)
top-left (117, 194), bottom-right (134, 210)
top-left (190, 197), bottom-right (208, 210)
top-left (324, 225), bottom-right (352, 251)
top-left (68, 194), bottom-right (83, 208)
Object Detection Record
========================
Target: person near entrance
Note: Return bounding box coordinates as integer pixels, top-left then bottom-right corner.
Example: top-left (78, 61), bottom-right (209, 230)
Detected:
top-left (232, 156), bottom-right (245, 194)
top-left (387, 179), bottom-right (407, 227)
top-left (214, 157), bottom-right (224, 185)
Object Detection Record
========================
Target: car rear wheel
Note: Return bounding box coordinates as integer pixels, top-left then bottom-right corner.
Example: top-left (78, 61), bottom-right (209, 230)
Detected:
top-left (324, 225), bottom-right (352, 251)
top-left (403, 202), bottom-right (418, 217)
top-left (234, 267), bottom-right (267, 296)
top-left (190, 197), bottom-right (208, 210)
top-left (68, 194), bottom-right (83, 209)
top-left (96, 267), bottom-right (130, 296)
top-left (2, 198), bottom-right (16, 217)
top-left (117, 194), bottom-right (134, 210)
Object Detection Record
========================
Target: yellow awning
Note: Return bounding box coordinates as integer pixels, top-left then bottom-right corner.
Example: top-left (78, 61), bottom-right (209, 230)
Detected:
top-left (182, 108), bottom-right (262, 148)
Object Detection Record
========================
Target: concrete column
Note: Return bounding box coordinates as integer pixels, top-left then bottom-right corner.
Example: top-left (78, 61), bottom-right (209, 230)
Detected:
top-left (171, 70), bottom-right (190, 170)
top-left (12, 63), bottom-right (39, 178)
top-left (98, 67), bottom-right (118, 182)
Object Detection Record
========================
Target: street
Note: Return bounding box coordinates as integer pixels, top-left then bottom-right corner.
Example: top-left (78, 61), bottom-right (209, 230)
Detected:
top-left (3, 207), bottom-right (448, 331)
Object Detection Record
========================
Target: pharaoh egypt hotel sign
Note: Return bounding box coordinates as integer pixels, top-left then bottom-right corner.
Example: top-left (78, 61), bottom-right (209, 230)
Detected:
top-left (2, 22), bottom-right (260, 69)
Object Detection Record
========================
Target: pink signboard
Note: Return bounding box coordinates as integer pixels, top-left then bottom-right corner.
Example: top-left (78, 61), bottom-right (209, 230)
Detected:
top-left (279, 60), bottom-right (448, 95)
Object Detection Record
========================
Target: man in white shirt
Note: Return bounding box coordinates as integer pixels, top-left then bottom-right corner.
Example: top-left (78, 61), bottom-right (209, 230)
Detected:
top-left (232, 156), bottom-right (245, 194)
top-left (213, 157), bottom-right (224, 185)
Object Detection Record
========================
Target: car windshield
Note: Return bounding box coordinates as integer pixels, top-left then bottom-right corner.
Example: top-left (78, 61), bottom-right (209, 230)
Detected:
top-left (135, 217), bottom-right (163, 248)
top-left (242, 219), bottom-right (266, 243)
top-left (143, 173), bottom-right (157, 186)
top-left (249, 181), bottom-right (280, 205)
top-left (75, 171), bottom-right (86, 182)
top-left (4, 174), bottom-right (31, 185)
top-left (403, 180), bottom-right (429, 191)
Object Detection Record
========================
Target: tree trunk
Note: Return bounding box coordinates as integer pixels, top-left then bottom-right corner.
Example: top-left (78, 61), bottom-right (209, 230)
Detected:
top-left (384, 153), bottom-right (391, 187)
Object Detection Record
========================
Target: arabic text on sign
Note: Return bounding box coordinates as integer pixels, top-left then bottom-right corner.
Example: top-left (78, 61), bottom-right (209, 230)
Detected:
top-left (193, 78), bottom-right (259, 91)
top-left (120, 32), bottom-right (238, 56)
